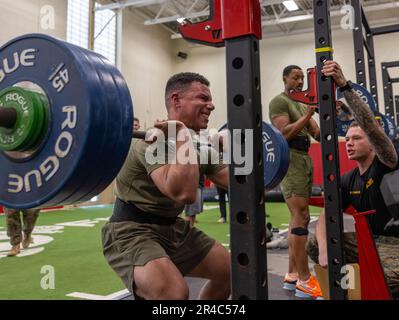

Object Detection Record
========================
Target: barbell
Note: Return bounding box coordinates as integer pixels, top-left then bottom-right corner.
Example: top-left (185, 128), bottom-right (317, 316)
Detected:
top-left (0, 33), bottom-right (292, 209)
top-left (218, 122), bottom-right (290, 191)
top-left (0, 33), bottom-right (133, 209)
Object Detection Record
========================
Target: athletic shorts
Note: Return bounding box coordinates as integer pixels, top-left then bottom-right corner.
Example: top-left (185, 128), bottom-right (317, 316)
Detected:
top-left (280, 149), bottom-right (313, 199)
top-left (101, 217), bottom-right (215, 293)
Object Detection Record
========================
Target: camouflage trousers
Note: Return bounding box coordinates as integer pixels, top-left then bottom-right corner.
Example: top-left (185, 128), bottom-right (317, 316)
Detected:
top-left (307, 232), bottom-right (399, 299)
top-left (4, 208), bottom-right (40, 246)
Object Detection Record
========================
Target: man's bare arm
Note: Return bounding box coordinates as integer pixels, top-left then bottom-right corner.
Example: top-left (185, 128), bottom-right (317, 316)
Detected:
top-left (150, 123), bottom-right (199, 204)
top-left (272, 106), bottom-right (316, 141)
top-left (307, 118), bottom-right (321, 142)
top-left (343, 91), bottom-right (397, 168)
top-left (315, 210), bottom-right (328, 268)
top-left (322, 60), bottom-right (398, 169)
top-left (207, 167), bottom-right (229, 190)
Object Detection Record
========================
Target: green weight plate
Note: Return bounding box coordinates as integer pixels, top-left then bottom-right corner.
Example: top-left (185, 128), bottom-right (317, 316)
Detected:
top-left (19, 89), bottom-right (47, 150)
top-left (0, 87), bottom-right (37, 151)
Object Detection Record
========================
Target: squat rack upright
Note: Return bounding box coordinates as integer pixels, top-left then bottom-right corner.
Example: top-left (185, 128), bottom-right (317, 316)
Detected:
top-left (351, 0), bottom-right (399, 125)
top-left (382, 61), bottom-right (399, 126)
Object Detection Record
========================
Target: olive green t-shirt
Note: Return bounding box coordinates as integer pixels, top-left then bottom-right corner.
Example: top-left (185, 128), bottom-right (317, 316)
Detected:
top-left (115, 136), bottom-right (226, 217)
top-left (269, 93), bottom-right (309, 137)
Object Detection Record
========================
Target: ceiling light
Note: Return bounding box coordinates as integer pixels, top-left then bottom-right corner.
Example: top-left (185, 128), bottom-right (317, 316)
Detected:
top-left (283, 0), bottom-right (299, 11)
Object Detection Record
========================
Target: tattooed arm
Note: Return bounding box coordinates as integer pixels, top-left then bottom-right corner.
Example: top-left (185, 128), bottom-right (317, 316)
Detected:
top-left (322, 60), bottom-right (398, 169)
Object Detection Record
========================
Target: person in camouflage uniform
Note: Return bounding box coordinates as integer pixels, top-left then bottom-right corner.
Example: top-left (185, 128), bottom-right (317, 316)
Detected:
top-left (307, 233), bottom-right (399, 298)
top-left (307, 60), bottom-right (399, 299)
top-left (4, 207), bottom-right (40, 256)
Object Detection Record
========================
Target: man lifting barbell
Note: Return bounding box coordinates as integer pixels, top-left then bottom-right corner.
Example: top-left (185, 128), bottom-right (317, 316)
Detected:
top-left (101, 72), bottom-right (231, 300)
top-left (307, 60), bottom-right (399, 299)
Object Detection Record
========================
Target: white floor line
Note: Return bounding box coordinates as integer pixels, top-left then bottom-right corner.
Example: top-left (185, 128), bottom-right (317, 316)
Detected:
top-left (66, 289), bottom-right (130, 300)
top-left (203, 205), bottom-right (219, 210)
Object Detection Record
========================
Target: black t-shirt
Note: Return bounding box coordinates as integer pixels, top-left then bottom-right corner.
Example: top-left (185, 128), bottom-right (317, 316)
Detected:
top-left (341, 154), bottom-right (398, 236)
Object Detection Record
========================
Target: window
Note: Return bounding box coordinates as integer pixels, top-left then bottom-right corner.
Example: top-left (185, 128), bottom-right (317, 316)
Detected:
top-left (67, 0), bottom-right (90, 49)
top-left (94, 4), bottom-right (117, 65)
top-left (67, 0), bottom-right (117, 65)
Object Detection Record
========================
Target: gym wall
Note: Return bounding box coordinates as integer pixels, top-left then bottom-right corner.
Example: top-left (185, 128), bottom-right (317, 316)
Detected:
top-left (173, 29), bottom-right (357, 129)
top-left (0, 0), bottom-right (67, 42)
top-left (173, 27), bottom-right (399, 129)
top-left (121, 9), bottom-right (175, 130)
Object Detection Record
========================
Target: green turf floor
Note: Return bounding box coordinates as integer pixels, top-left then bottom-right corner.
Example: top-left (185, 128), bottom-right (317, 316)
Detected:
top-left (0, 202), bottom-right (321, 300)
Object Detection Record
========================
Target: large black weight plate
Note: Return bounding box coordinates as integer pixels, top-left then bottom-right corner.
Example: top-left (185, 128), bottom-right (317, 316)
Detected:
top-left (78, 54), bottom-right (133, 201)
top-left (0, 34), bottom-right (132, 209)
top-left (40, 41), bottom-right (111, 206)
top-left (336, 83), bottom-right (377, 113)
top-left (68, 47), bottom-right (133, 203)
top-left (375, 113), bottom-right (398, 141)
top-left (261, 122), bottom-right (289, 190)
top-left (336, 119), bottom-right (353, 137)
top-left (57, 44), bottom-right (125, 204)
top-left (219, 122), bottom-right (290, 190)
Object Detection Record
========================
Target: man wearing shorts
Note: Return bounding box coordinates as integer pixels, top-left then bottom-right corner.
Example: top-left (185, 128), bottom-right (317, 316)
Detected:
top-left (101, 72), bottom-right (230, 300)
top-left (269, 65), bottom-right (322, 299)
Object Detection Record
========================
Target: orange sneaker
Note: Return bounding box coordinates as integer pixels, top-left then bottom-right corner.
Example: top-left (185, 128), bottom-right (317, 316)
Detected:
top-left (283, 273), bottom-right (298, 291)
top-left (295, 275), bottom-right (324, 299)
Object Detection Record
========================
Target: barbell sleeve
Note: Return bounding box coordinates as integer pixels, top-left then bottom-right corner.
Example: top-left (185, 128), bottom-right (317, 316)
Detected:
top-left (0, 107), bottom-right (17, 129)
top-left (132, 130), bottom-right (147, 140)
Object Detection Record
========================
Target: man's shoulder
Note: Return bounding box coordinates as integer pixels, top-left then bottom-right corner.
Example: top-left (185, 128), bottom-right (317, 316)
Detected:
top-left (341, 167), bottom-right (358, 185)
top-left (269, 93), bottom-right (287, 105)
top-left (269, 93), bottom-right (291, 116)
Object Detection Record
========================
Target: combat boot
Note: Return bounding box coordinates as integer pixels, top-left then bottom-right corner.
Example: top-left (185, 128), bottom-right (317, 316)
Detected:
top-left (7, 244), bottom-right (20, 257)
top-left (22, 234), bottom-right (32, 249)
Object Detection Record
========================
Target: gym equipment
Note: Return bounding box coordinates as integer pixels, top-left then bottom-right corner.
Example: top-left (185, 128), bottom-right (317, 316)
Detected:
top-left (309, 197), bottom-right (392, 300)
top-left (382, 61), bottom-right (399, 126)
top-left (0, 33), bottom-right (133, 209)
top-left (219, 121), bottom-right (290, 190)
top-left (0, 87), bottom-right (49, 151)
top-left (0, 32), bottom-right (290, 211)
top-left (288, 67), bottom-right (319, 105)
top-left (289, 65), bottom-right (397, 140)
top-left (336, 81), bottom-right (377, 113)
top-left (352, 0), bottom-right (399, 115)
top-left (313, 0), bottom-right (346, 300)
top-left (380, 169), bottom-right (399, 221)
top-left (375, 113), bottom-right (398, 141)
top-left (347, 207), bottom-right (392, 300)
top-left (180, 0), bottom-right (267, 299)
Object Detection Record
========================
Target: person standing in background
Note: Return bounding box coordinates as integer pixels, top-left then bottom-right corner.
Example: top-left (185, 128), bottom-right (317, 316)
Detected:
top-left (5, 207), bottom-right (40, 256)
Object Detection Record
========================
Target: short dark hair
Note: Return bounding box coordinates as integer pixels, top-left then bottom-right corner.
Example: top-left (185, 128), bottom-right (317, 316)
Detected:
top-left (348, 121), bottom-right (360, 129)
top-left (134, 117), bottom-right (139, 122)
top-left (165, 72), bottom-right (210, 101)
top-left (283, 65), bottom-right (302, 77)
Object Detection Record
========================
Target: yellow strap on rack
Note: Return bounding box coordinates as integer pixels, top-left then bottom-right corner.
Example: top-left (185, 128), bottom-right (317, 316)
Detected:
top-left (315, 47), bottom-right (334, 53)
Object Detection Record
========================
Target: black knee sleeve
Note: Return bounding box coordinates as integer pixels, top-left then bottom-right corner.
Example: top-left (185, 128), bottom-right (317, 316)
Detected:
top-left (291, 227), bottom-right (309, 236)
